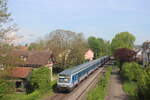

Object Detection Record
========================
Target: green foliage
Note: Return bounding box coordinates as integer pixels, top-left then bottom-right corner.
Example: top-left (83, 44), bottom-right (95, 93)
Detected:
top-left (122, 62), bottom-right (150, 100)
top-left (30, 67), bottom-right (51, 92)
top-left (137, 66), bottom-right (150, 100)
top-left (111, 32), bottom-right (135, 52)
top-left (123, 81), bottom-right (138, 100)
top-left (2, 80), bottom-right (57, 100)
top-left (0, 78), bottom-right (14, 99)
top-left (88, 36), bottom-right (111, 58)
top-left (87, 67), bottom-right (112, 100)
top-left (122, 62), bottom-right (142, 81)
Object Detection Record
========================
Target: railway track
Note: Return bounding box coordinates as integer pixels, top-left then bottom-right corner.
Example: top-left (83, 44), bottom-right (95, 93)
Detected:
top-left (49, 60), bottom-right (113, 100)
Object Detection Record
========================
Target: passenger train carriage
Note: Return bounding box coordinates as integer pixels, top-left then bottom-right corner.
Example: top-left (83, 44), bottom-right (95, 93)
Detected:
top-left (57, 56), bottom-right (110, 92)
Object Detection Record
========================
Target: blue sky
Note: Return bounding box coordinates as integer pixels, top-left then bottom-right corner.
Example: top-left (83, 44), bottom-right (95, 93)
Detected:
top-left (8, 0), bottom-right (150, 45)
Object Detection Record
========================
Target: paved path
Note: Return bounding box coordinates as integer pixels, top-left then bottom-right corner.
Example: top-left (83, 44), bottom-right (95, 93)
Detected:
top-left (105, 69), bottom-right (129, 100)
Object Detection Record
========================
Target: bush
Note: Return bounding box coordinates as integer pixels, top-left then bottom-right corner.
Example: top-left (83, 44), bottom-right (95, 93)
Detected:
top-left (123, 81), bottom-right (138, 100)
top-left (122, 62), bottom-right (142, 81)
top-left (122, 62), bottom-right (150, 100)
top-left (0, 79), bottom-right (14, 99)
top-left (137, 66), bottom-right (150, 100)
top-left (29, 67), bottom-right (51, 93)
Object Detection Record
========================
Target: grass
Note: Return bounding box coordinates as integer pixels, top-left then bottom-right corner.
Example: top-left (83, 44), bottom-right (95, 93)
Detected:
top-left (87, 67), bottom-right (112, 100)
top-left (3, 80), bottom-right (57, 100)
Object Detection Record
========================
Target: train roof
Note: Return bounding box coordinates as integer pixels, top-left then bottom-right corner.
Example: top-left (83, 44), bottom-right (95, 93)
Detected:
top-left (59, 56), bottom-right (108, 76)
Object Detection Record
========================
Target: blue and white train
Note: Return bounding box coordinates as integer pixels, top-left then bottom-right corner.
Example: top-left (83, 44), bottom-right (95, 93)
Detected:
top-left (57, 56), bottom-right (110, 92)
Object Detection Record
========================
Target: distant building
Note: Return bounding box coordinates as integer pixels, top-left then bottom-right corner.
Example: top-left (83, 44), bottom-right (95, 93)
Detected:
top-left (85, 49), bottom-right (94, 61)
top-left (142, 41), bottom-right (150, 67)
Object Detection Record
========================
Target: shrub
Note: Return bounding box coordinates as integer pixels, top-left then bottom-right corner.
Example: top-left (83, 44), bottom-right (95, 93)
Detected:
top-left (0, 79), bottom-right (14, 99)
top-left (122, 62), bottom-right (142, 81)
top-left (137, 66), bottom-right (150, 100)
top-left (122, 62), bottom-right (150, 100)
top-left (29, 67), bottom-right (51, 93)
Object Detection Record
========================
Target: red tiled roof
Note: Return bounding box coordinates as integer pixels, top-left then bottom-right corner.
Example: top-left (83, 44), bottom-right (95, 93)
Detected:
top-left (10, 67), bottom-right (32, 78)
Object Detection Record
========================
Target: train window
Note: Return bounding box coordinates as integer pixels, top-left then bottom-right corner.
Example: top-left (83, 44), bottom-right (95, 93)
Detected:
top-left (59, 77), bottom-right (70, 83)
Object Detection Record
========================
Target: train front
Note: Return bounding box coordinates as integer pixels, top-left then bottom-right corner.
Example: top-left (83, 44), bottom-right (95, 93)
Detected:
top-left (57, 74), bottom-right (73, 92)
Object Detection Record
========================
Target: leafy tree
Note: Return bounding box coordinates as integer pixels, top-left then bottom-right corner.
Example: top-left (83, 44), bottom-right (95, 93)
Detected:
top-left (0, 0), bottom-right (17, 98)
top-left (28, 39), bottom-right (47, 51)
top-left (88, 36), bottom-right (110, 58)
top-left (114, 48), bottom-right (136, 72)
top-left (46, 29), bottom-right (88, 71)
top-left (111, 32), bottom-right (135, 53)
top-left (29, 67), bottom-right (51, 93)
top-left (66, 33), bottom-right (88, 67)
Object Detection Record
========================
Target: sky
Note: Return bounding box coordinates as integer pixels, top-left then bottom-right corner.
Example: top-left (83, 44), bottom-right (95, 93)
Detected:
top-left (8, 0), bottom-right (150, 45)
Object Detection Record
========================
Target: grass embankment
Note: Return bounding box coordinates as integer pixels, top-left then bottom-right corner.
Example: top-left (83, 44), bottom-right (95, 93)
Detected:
top-left (3, 80), bottom-right (56, 100)
top-left (87, 67), bottom-right (112, 100)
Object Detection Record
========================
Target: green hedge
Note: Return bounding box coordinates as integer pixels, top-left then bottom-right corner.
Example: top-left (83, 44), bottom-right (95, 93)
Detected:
top-left (122, 62), bottom-right (150, 100)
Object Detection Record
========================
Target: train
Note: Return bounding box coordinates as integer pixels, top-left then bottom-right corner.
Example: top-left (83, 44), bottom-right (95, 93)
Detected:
top-left (57, 56), bottom-right (110, 92)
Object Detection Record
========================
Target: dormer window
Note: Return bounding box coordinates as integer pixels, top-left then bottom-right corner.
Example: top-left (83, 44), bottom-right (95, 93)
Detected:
top-left (20, 55), bottom-right (27, 61)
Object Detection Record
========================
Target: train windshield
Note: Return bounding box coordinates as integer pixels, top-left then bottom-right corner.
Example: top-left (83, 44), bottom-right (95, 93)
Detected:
top-left (59, 74), bottom-right (70, 83)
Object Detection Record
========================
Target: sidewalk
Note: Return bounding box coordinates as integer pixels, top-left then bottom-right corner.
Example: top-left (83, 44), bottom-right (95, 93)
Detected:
top-left (105, 69), bottom-right (128, 100)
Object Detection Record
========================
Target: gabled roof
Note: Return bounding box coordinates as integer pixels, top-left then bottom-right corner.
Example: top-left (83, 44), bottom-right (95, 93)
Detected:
top-left (10, 67), bottom-right (32, 78)
top-left (11, 50), bottom-right (53, 65)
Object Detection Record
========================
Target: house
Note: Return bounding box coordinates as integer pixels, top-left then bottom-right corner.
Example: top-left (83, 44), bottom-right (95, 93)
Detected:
top-left (9, 67), bottom-right (32, 92)
top-left (85, 49), bottom-right (94, 61)
top-left (12, 50), bottom-right (55, 81)
top-left (11, 50), bottom-right (55, 68)
top-left (1, 50), bottom-right (55, 92)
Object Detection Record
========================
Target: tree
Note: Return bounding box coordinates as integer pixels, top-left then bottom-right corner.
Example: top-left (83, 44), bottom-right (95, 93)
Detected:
top-left (114, 48), bottom-right (136, 72)
top-left (46, 29), bottom-right (88, 71)
top-left (111, 32), bottom-right (135, 53)
top-left (88, 36), bottom-right (110, 58)
top-left (0, 0), bottom-right (18, 98)
top-left (0, 0), bottom-right (17, 44)
top-left (66, 33), bottom-right (88, 67)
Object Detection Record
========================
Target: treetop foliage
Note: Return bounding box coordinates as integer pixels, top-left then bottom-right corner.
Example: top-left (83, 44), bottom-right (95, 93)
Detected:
top-left (88, 36), bottom-right (111, 58)
top-left (111, 32), bottom-right (135, 52)
top-left (114, 48), bottom-right (136, 63)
